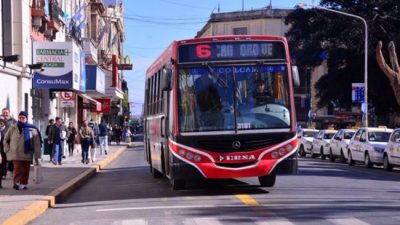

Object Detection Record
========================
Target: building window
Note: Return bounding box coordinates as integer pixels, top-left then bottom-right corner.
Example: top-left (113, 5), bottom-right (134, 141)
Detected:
top-left (233, 27), bottom-right (248, 35)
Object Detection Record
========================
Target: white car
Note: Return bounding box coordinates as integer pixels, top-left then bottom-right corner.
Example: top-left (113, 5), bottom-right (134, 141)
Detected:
top-left (383, 128), bottom-right (400, 171)
top-left (297, 128), bottom-right (319, 157)
top-left (311, 129), bottom-right (337, 159)
top-left (347, 127), bottom-right (393, 168)
top-left (329, 129), bottom-right (356, 163)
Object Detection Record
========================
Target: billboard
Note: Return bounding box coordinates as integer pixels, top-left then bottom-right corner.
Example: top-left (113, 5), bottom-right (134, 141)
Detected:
top-left (352, 83), bottom-right (365, 103)
top-left (32, 41), bottom-right (82, 90)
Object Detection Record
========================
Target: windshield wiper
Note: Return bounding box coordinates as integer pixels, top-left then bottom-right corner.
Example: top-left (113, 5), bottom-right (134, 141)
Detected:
top-left (204, 63), bottom-right (228, 88)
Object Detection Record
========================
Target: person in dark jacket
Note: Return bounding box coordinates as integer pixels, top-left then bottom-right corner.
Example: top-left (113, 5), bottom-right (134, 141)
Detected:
top-left (48, 117), bottom-right (65, 165)
top-left (98, 119), bottom-right (108, 155)
top-left (67, 122), bottom-right (77, 156)
top-left (45, 119), bottom-right (54, 161)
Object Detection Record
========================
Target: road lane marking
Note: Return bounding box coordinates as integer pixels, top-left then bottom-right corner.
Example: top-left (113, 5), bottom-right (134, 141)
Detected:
top-left (112, 219), bottom-right (147, 225)
top-left (183, 217), bottom-right (223, 225)
top-left (255, 218), bottom-right (295, 225)
top-left (328, 218), bottom-right (370, 225)
top-left (96, 204), bottom-right (244, 212)
top-left (235, 194), bottom-right (260, 206)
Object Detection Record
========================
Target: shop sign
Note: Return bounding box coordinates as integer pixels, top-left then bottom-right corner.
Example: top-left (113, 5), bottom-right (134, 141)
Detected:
top-left (32, 41), bottom-right (81, 90)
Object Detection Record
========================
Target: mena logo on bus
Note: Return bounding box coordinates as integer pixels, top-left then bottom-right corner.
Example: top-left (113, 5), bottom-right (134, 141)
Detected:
top-left (218, 154), bottom-right (256, 162)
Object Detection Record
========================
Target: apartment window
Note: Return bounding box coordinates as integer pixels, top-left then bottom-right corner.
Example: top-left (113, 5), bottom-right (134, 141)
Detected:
top-left (233, 27), bottom-right (248, 35)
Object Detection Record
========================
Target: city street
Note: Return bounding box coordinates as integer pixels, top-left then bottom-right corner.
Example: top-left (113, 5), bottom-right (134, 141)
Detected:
top-left (30, 143), bottom-right (400, 225)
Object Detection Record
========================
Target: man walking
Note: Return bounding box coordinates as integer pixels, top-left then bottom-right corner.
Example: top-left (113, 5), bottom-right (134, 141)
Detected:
top-left (98, 119), bottom-right (108, 155)
top-left (4, 111), bottom-right (41, 190)
top-left (48, 117), bottom-right (64, 165)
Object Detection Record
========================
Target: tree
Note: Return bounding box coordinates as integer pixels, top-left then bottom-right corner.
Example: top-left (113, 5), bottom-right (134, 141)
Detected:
top-left (376, 41), bottom-right (400, 106)
top-left (285, 0), bottom-right (400, 115)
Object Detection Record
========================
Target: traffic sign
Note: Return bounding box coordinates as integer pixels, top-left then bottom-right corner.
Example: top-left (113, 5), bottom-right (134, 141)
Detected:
top-left (60, 92), bottom-right (75, 101)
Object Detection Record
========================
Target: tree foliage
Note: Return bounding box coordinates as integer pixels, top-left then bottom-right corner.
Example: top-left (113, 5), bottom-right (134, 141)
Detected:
top-left (285, 0), bottom-right (400, 115)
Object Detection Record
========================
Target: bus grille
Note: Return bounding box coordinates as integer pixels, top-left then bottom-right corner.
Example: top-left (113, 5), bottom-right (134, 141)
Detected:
top-left (215, 162), bottom-right (257, 168)
top-left (197, 138), bottom-right (278, 153)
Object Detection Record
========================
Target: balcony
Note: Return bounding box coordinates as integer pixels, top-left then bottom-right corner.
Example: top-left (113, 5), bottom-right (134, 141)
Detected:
top-left (83, 39), bottom-right (98, 64)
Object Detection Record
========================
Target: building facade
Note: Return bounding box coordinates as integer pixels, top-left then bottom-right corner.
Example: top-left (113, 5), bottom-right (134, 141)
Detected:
top-left (0, 0), bottom-right (129, 133)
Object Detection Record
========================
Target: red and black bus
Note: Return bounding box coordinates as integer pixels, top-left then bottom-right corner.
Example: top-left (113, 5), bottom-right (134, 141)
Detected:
top-left (144, 35), bottom-right (299, 189)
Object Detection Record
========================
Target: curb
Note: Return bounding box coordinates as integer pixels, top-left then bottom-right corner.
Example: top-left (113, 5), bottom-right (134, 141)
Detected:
top-left (1, 146), bottom-right (128, 225)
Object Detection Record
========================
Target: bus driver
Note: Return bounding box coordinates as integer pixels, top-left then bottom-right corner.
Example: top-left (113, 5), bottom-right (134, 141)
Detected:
top-left (252, 79), bottom-right (273, 106)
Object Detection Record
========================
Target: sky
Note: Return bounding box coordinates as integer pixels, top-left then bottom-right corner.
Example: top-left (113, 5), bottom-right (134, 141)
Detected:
top-left (122, 0), bottom-right (318, 116)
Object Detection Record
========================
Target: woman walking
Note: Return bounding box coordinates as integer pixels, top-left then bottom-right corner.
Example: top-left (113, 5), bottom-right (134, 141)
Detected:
top-left (67, 122), bottom-right (77, 156)
top-left (79, 121), bottom-right (94, 164)
top-left (3, 111), bottom-right (41, 190)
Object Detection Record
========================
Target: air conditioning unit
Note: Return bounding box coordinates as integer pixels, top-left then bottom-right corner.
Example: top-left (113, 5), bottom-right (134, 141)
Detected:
top-left (32, 16), bottom-right (42, 27)
top-left (44, 28), bottom-right (54, 37)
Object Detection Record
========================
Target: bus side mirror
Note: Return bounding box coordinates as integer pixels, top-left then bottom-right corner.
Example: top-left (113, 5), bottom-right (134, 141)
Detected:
top-left (161, 68), bottom-right (172, 91)
top-left (292, 66), bottom-right (300, 87)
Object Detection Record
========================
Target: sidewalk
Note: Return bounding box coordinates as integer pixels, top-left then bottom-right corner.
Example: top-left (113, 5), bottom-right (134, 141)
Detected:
top-left (0, 142), bottom-right (141, 225)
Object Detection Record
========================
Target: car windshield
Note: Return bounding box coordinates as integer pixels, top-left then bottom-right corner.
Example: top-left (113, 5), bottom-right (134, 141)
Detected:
top-left (178, 64), bottom-right (291, 132)
top-left (324, 133), bottom-right (335, 139)
top-left (368, 132), bottom-right (391, 142)
top-left (303, 131), bottom-right (318, 137)
top-left (344, 132), bottom-right (355, 139)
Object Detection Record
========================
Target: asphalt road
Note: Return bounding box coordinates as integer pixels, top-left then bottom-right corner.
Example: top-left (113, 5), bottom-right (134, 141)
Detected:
top-left (30, 144), bottom-right (400, 225)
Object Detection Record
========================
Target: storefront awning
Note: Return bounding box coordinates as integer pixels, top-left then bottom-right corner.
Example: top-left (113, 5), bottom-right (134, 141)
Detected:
top-left (79, 94), bottom-right (102, 111)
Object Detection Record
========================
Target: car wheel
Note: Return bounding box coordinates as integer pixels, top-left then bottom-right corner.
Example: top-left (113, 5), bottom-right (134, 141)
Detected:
top-left (258, 172), bottom-right (276, 187)
top-left (339, 149), bottom-right (346, 163)
top-left (329, 148), bottom-right (335, 162)
top-left (311, 153), bottom-right (317, 158)
top-left (364, 152), bottom-right (373, 168)
top-left (299, 145), bottom-right (306, 157)
top-left (383, 154), bottom-right (393, 171)
top-left (348, 150), bottom-right (355, 166)
top-left (320, 147), bottom-right (326, 160)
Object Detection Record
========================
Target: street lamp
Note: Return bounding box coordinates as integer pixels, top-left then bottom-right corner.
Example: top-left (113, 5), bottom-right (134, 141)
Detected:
top-left (297, 3), bottom-right (369, 126)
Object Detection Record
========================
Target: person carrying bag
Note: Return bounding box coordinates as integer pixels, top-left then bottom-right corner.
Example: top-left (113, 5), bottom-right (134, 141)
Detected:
top-left (79, 121), bottom-right (94, 164)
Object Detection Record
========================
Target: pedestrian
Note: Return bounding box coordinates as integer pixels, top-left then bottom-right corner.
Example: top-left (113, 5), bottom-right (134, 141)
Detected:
top-left (80, 121), bottom-right (95, 164)
top-left (98, 119), bottom-right (108, 155)
top-left (48, 117), bottom-right (64, 165)
top-left (60, 121), bottom-right (68, 159)
top-left (0, 117), bottom-right (6, 188)
top-left (3, 111), bottom-right (41, 190)
top-left (114, 125), bottom-right (122, 145)
top-left (67, 122), bottom-right (77, 156)
top-left (45, 119), bottom-right (54, 161)
top-left (2, 108), bottom-right (17, 179)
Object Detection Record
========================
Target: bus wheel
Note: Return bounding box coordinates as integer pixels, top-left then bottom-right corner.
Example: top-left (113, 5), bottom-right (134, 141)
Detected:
top-left (383, 155), bottom-right (393, 171)
top-left (364, 152), bottom-right (373, 168)
top-left (258, 172), bottom-right (276, 187)
top-left (299, 145), bottom-right (306, 157)
top-left (171, 179), bottom-right (185, 190)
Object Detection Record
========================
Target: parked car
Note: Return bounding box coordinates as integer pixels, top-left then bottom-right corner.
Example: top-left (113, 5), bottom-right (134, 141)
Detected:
top-left (383, 128), bottom-right (400, 171)
top-left (311, 129), bottom-right (337, 159)
top-left (329, 129), bottom-right (356, 163)
top-left (347, 127), bottom-right (393, 167)
top-left (297, 128), bottom-right (319, 157)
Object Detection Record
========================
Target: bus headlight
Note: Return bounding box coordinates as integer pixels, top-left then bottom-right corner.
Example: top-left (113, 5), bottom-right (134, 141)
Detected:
top-left (194, 155), bottom-right (202, 162)
top-left (271, 151), bottom-right (279, 159)
top-left (179, 149), bottom-right (185, 156)
top-left (279, 148), bottom-right (286, 156)
top-left (186, 152), bottom-right (194, 160)
top-left (286, 144), bottom-right (293, 152)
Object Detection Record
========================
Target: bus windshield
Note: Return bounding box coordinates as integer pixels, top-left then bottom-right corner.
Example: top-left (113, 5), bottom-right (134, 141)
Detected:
top-left (178, 64), bottom-right (291, 132)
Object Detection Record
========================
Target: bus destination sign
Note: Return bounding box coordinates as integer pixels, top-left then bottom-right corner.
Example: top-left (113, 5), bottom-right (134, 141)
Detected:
top-left (178, 41), bottom-right (286, 63)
